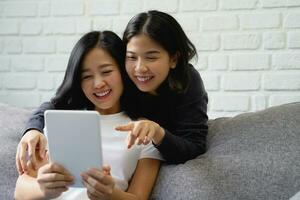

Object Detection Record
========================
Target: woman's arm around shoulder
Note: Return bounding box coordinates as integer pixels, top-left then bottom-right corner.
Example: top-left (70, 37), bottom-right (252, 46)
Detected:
top-left (23, 101), bottom-right (55, 136)
top-left (156, 66), bottom-right (208, 164)
top-left (16, 102), bottom-right (55, 174)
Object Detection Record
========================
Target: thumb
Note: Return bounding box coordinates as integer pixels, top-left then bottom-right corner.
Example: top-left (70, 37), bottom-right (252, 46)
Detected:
top-left (102, 165), bottom-right (111, 175)
top-left (115, 122), bottom-right (134, 132)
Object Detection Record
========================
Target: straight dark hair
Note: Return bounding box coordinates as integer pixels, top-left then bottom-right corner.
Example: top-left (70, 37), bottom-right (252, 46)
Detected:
top-left (51, 31), bottom-right (127, 110)
top-left (123, 10), bottom-right (197, 94)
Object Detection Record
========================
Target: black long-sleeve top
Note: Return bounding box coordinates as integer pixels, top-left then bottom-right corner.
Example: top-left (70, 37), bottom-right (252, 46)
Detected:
top-left (24, 66), bottom-right (208, 164)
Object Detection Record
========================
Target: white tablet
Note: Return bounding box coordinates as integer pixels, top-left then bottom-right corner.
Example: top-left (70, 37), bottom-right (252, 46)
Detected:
top-left (44, 110), bottom-right (103, 187)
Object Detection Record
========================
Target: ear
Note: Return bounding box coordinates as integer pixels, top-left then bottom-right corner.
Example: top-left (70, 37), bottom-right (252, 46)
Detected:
top-left (170, 52), bottom-right (179, 69)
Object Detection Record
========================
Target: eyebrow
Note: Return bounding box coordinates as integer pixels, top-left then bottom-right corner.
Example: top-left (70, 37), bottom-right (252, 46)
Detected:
top-left (126, 50), bottom-right (160, 55)
top-left (82, 63), bottom-right (113, 73)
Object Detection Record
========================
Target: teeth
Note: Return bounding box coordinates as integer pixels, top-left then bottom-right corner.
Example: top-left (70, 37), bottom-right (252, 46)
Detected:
top-left (95, 90), bottom-right (110, 97)
top-left (137, 76), bottom-right (151, 82)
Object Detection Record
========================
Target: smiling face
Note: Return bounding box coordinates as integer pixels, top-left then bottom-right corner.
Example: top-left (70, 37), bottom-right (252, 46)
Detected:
top-left (125, 34), bottom-right (177, 95)
top-left (81, 48), bottom-right (123, 115)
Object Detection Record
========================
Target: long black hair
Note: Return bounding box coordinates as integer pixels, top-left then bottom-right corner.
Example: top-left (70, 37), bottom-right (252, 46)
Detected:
top-left (123, 10), bottom-right (197, 94)
top-left (51, 31), bottom-right (128, 110)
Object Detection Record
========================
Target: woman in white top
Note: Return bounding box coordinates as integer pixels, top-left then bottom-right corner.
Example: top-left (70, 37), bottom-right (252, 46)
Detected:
top-left (14, 31), bottom-right (163, 200)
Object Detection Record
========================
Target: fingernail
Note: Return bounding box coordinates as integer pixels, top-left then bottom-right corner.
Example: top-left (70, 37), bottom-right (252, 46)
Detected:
top-left (87, 168), bottom-right (93, 172)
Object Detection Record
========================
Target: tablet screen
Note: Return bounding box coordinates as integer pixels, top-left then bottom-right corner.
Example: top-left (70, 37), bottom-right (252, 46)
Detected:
top-left (44, 110), bottom-right (103, 187)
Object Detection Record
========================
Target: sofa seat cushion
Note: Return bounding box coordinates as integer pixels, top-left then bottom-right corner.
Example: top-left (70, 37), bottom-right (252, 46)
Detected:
top-left (151, 102), bottom-right (300, 200)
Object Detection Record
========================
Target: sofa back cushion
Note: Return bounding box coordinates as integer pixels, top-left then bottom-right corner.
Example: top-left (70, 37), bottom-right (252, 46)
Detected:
top-left (151, 102), bottom-right (300, 200)
top-left (0, 103), bottom-right (30, 200)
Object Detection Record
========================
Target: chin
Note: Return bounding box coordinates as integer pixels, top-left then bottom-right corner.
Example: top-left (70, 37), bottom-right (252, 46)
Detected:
top-left (136, 86), bottom-right (149, 92)
top-left (97, 104), bottom-right (111, 110)
top-left (139, 89), bottom-right (150, 93)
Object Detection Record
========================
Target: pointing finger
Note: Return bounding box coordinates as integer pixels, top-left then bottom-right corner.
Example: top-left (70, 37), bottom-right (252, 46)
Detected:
top-left (115, 123), bottom-right (134, 132)
top-left (127, 132), bottom-right (136, 149)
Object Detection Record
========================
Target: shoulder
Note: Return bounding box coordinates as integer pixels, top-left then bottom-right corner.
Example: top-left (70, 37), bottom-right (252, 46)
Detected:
top-left (140, 143), bottom-right (164, 161)
top-left (41, 101), bottom-right (55, 109)
top-left (168, 64), bottom-right (208, 108)
top-left (188, 64), bottom-right (203, 86)
top-left (184, 64), bottom-right (207, 99)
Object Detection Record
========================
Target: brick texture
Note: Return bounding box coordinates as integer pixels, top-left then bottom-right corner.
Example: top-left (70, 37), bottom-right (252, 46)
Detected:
top-left (0, 0), bottom-right (299, 118)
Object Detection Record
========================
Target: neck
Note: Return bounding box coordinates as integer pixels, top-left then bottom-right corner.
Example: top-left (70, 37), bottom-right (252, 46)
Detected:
top-left (95, 103), bottom-right (121, 115)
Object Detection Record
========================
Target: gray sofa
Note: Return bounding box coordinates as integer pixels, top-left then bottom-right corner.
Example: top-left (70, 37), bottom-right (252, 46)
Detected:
top-left (1, 102), bottom-right (300, 200)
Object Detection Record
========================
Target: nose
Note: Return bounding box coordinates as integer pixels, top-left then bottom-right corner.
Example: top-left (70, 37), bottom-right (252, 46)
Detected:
top-left (135, 58), bottom-right (148, 73)
top-left (94, 76), bottom-right (105, 89)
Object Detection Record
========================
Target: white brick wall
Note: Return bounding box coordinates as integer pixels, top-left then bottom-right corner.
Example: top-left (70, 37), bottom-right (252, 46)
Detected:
top-left (202, 15), bottom-right (238, 31)
top-left (180, 0), bottom-right (217, 11)
top-left (230, 54), bottom-right (270, 70)
top-left (0, 57), bottom-right (10, 72)
top-left (120, 0), bottom-right (143, 14)
top-left (263, 32), bottom-right (285, 50)
top-left (12, 56), bottom-right (44, 72)
top-left (223, 33), bottom-right (261, 50)
top-left (0, 0), bottom-right (299, 119)
top-left (0, 39), bottom-right (3, 53)
top-left (261, 0), bottom-right (286, 8)
top-left (220, 0), bottom-right (259, 10)
top-left (51, 0), bottom-right (84, 16)
top-left (4, 75), bottom-right (37, 90)
top-left (4, 3), bottom-right (38, 17)
top-left (0, 19), bottom-right (19, 35)
top-left (223, 74), bottom-right (260, 91)
top-left (288, 32), bottom-right (300, 48)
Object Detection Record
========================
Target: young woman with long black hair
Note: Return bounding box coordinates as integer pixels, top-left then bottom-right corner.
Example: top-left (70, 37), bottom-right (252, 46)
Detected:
top-left (15, 31), bottom-right (162, 200)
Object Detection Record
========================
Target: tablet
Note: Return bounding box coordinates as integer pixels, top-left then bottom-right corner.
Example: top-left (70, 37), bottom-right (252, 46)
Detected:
top-left (44, 110), bottom-right (103, 187)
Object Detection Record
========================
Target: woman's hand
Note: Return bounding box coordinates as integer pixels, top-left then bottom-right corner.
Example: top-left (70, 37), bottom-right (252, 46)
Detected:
top-left (115, 119), bottom-right (165, 148)
top-left (16, 130), bottom-right (47, 174)
top-left (81, 166), bottom-right (115, 200)
top-left (37, 162), bottom-right (74, 199)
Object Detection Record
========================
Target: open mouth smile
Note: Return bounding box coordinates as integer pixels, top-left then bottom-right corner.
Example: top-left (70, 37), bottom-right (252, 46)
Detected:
top-left (136, 76), bottom-right (154, 83)
top-left (94, 89), bottom-right (112, 99)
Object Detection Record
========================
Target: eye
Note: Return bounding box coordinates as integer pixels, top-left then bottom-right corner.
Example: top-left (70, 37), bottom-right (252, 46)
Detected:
top-left (126, 55), bottom-right (137, 61)
top-left (81, 75), bottom-right (92, 80)
top-left (146, 57), bottom-right (157, 60)
top-left (102, 70), bottom-right (113, 74)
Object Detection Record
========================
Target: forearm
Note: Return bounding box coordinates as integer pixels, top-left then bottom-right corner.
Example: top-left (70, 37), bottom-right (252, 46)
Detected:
top-left (111, 187), bottom-right (140, 200)
top-left (160, 93), bottom-right (208, 163)
top-left (156, 66), bottom-right (208, 163)
top-left (109, 158), bottom-right (160, 200)
top-left (156, 128), bottom-right (207, 164)
top-left (15, 174), bottom-right (45, 200)
top-left (23, 101), bottom-right (54, 136)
